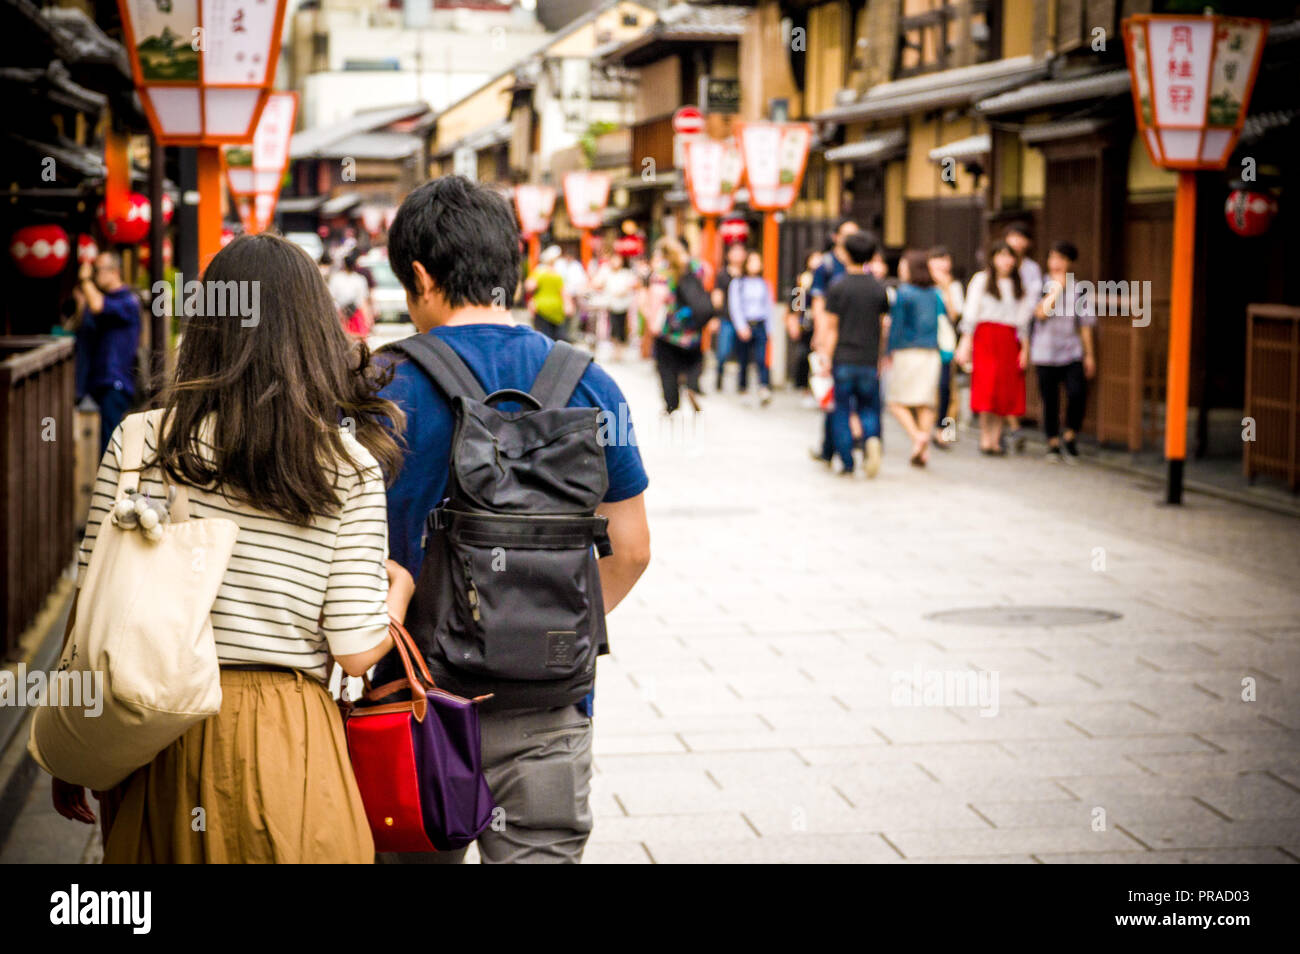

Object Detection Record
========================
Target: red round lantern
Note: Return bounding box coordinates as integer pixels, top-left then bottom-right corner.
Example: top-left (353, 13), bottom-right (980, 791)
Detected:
top-left (614, 233), bottom-right (644, 259)
top-left (1224, 189), bottom-right (1277, 237)
top-left (76, 234), bottom-right (99, 265)
top-left (161, 193), bottom-right (175, 225)
top-left (10, 225), bottom-right (70, 278)
top-left (96, 192), bottom-right (151, 244)
top-left (720, 218), bottom-right (750, 245)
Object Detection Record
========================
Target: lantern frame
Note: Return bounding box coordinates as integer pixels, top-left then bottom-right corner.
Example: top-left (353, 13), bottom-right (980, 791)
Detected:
top-left (116, 0), bottom-right (289, 148)
top-left (515, 185), bottom-right (558, 239)
top-left (1122, 14), bottom-right (1269, 171)
top-left (683, 138), bottom-right (746, 218)
top-left (562, 172), bottom-right (612, 231)
top-left (734, 122), bottom-right (813, 212)
top-left (224, 91), bottom-right (298, 235)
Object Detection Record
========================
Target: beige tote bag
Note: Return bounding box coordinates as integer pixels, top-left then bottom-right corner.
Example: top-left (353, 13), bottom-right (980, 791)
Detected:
top-left (29, 409), bottom-right (239, 790)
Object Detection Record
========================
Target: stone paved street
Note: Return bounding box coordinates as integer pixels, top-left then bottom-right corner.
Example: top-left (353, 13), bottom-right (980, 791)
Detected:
top-left (4, 339), bottom-right (1299, 865)
top-left (580, 352), bottom-right (1300, 864)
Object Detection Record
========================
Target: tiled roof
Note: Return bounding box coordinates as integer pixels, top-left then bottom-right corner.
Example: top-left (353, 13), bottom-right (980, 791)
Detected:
top-left (290, 104), bottom-right (431, 159)
top-left (976, 70), bottom-right (1130, 115)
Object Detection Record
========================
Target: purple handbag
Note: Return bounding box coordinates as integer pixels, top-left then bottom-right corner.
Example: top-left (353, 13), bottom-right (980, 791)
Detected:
top-left (343, 620), bottom-right (496, 853)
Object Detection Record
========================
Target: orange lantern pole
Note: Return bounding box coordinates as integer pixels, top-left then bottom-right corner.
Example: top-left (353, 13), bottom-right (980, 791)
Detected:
top-left (761, 212), bottom-right (780, 295)
top-left (197, 146), bottom-right (224, 272)
top-left (580, 229), bottom-right (592, 269)
top-left (700, 215), bottom-right (718, 275)
top-left (1164, 171), bottom-right (1197, 503)
top-left (527, 234), bottom-right (540, 272)
top-left (1121, 14), bottom-right (1267, 504)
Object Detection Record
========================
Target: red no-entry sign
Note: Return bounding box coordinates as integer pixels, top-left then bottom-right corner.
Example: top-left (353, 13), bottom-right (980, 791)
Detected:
top-left (672, 107), bottom-right (705, 136)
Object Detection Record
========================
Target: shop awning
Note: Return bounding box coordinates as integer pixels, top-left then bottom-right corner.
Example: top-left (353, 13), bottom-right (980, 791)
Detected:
top-left (815, 55), bottom-right (1048, 125)
top-left (276, 196), bottom-right (326, 214)
top-left (928, 134), bottom-right (990, 163)
top-left (976, 70), bottom-right (1131, 115)
top-left (824, 128), bottom-right (907, 164)
top-left (321, 194), bottom-right (363, 216)
top-left (614, 171), bottom-right (679, 192)
top-left (1019, 117), bottom-right (1113, 144)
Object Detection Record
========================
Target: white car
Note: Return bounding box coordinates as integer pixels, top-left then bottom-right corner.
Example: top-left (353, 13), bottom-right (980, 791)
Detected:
top-left (285, 231), bottom-right (324, 263)
top-left (358, 250), bottom-right (408, 324)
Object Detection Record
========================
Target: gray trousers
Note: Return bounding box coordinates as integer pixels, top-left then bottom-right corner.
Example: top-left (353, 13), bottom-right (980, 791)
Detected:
top-left (378, 703), bottom-right (593, 864)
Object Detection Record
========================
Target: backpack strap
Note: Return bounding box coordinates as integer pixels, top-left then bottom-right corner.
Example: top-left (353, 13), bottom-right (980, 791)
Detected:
top-left (529, 340), bottom-right (592, 409)
top-left (382, 334), bottom-right (487, 403)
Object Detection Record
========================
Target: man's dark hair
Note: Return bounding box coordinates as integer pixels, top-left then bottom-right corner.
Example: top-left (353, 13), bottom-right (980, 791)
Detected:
top-left (388, 176), bottom-right (522, 307)
top-left (1004, 221), bottom-right (1033, 241)
top-left (1050, 240), bottom-right (1079, 262)
top-left (927, 245), bottom-right (951, 261)
top-left (843, 230), bottom-right (879, 266)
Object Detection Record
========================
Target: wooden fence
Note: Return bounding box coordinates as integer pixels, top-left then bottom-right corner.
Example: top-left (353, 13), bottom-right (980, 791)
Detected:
top-left (0, 336), bottom-right (77, 658)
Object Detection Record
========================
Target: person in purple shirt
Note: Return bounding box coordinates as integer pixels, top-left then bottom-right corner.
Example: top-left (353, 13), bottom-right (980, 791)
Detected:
top-left (73, 250), bottom-right (141, 453)
top-left (1032, 240), bottom-right (1097, 463)
top-left (728, 250), bottom-right (774, 404)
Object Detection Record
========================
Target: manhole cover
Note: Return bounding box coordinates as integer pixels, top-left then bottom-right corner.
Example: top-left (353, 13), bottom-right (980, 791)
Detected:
top-left (925, 606), bottom-right (1122, 627)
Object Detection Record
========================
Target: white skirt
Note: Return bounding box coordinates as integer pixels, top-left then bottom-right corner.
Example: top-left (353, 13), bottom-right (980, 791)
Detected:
top-left (888, 348), bottom-right (941, 407)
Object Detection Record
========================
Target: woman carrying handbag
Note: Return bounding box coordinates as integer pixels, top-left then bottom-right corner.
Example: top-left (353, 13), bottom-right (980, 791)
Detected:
top-left (48, 234), bottom-right (411, 863)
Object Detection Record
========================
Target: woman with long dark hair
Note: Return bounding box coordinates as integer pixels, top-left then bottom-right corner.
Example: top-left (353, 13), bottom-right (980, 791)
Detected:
top-left (955, 241), bottom-right (1033, 454)
top-left (52, 233), bottom-right (410, 862)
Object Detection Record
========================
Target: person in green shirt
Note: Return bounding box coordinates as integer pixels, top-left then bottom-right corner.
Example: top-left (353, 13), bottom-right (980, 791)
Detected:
top-left (526, 245), bottom-right (571, 341)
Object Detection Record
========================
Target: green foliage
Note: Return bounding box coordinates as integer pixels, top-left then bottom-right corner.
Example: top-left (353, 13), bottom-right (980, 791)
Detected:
top-left (579, 121), bottom-right (619, 169)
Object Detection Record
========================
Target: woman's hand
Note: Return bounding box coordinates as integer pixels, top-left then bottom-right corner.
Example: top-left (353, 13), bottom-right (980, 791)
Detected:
top-left (52, 779), bottom-right (95, 825)
top-left (1018, 343), bottom-right (1030, 370)
top-left (1083, 354), bottom-right (1096, 380)
top-left (737, 324), bottom-right (752, 342)
top-left (954, 336), bottom-right (973, 372)
top-left (385, 560), bottom-right (416, 624)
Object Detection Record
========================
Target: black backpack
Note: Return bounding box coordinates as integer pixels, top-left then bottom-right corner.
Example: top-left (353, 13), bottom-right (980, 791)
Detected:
top-left (379, 334), bottom-right (612, 711)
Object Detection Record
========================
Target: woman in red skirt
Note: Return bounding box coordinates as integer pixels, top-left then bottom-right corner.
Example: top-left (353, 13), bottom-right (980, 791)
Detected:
top-left (955, 242), bottom-right (1033, 454)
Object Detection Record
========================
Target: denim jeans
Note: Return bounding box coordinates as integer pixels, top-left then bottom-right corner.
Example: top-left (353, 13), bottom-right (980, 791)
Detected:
top-left (92, 384), bottom-right (132, 456)
top-left (735, 320), bottom-right (769, 391)
top-left (937, 357), bottom-right (953, 429)
top-left (713, 321), bottom-right (736, 390)
top-left (829, 364), bottom-right (881, 472)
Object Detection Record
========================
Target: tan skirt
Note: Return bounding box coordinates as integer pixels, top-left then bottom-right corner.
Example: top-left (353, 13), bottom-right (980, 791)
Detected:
top-left (97, 668), bottom-right (374, 864)
top-left (887, 347), bottom-right (941, 408)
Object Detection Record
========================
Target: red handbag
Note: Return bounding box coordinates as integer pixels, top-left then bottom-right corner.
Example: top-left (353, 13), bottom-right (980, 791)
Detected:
top-left (342, 620), bottom-right (496, 853)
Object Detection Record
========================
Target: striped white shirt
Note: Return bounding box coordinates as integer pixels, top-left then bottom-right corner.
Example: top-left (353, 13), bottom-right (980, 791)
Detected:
top-left (78, 415), bottom-right (391, 682)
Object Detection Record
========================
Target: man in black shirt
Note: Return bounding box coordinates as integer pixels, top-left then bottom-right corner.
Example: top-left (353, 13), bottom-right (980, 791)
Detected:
top-left (819, 231), bottom-right (889, 477)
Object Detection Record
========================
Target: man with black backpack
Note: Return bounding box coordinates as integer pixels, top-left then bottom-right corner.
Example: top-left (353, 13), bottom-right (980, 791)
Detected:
top-left (374, 176), bottom-right (651, 863)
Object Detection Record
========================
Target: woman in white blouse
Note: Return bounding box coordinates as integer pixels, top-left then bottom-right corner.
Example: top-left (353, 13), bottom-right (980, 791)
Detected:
top-left (954, 241), bottom-right (1033, 455)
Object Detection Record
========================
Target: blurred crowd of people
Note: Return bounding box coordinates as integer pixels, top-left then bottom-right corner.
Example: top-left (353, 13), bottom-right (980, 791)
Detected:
top-left (516, 219), bottom-right (1098, 476)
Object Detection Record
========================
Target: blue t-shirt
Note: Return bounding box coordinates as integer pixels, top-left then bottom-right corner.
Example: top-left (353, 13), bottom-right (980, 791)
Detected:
top-left (809, 253), bottom-right (847, 299)
top-left (378, 324), bottom-right (649, 581)
top-left (80, 287), bottom-right (141, 397)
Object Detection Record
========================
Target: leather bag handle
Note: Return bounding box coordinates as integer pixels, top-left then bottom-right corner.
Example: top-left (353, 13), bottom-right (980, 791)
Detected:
top-left (360, 619), bottom-right (428, 722)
